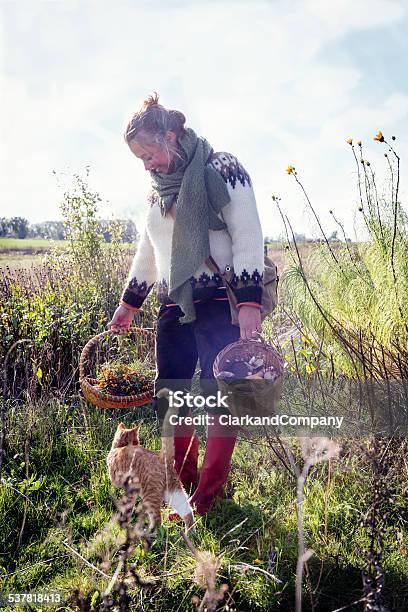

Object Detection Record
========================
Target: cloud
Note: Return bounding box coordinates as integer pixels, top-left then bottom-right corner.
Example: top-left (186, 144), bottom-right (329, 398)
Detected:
top-left (0, 0), bottom-right (407, 240)
top-left (305, 0), bottom-right (405, 34)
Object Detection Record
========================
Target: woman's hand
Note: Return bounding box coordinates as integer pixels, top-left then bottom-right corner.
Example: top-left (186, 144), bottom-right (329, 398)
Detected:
top-left (108, 304), bottom-right (136, 335)
top-left (238, 305), bottom-right (262, 340)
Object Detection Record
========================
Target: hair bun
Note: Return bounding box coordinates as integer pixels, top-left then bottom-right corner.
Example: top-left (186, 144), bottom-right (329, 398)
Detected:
top-left (142, 92), bottom-right (160, 110)
top-left (168, 109), bottom-right (186, 132)
top-left (125, 94), bottom-right (187, 143)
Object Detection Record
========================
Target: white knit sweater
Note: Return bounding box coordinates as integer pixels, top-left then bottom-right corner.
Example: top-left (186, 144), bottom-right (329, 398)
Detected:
top-left (121, 151), bottom-right (264, 312)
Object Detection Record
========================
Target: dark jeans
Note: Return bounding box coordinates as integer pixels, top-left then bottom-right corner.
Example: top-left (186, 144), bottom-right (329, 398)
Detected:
top-left (153, 300), bottom-right (240, 420)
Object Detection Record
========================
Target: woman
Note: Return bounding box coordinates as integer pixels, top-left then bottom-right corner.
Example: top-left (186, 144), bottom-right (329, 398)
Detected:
top-left (109, 93), bottom-right (264, 516)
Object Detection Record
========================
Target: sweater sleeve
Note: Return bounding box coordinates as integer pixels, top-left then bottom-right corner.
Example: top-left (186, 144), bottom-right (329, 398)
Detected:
top-left (210, 152), bottom-right (264, 307)
top-left (120, 226), bottom-right (158, 310)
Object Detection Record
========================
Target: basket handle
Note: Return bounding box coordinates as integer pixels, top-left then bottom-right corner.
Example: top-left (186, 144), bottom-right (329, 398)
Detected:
top-left (79, 329), bottom-right (114, 381)
top-left (79, 326), bottom-right (156, 381)
top-left (237, 332), bottom-right (267, 345)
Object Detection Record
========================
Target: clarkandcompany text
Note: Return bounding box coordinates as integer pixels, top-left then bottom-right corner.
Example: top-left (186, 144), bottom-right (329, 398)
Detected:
top-left (169, 414), bottom-right (344, 430)
top-left (166, 391), bottom-right (344, 429)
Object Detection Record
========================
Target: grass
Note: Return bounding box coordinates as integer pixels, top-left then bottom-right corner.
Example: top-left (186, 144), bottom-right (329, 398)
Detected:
top-left (0, 237), bottom-right (137, 250)
top-left (0, 238), bottom-right (70, 271)
top-left (1, 159), bottom-right (406, 610)
top-left (1, 239), bottom-right (406, 609)
top-left (0, 387), bottom-right (407, 611)
top-left (0, 238), bottom-right (321, 276)
top-left (0, 238), bottom-right (137, 271)
top-left (280, 136), bottom-right (408, 378)
top-left (0, 252), bottom-right (45, 271)
top-left (0, 238), bottom-right (69, 250)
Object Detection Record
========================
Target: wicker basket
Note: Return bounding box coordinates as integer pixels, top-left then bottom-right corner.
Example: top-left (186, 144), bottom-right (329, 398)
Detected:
top-left (213, 338), bottom-right (284, 418)
top-left (79, 327), bottom-right (155, 409)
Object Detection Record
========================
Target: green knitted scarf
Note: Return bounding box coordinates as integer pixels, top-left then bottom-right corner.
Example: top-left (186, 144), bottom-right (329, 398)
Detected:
top-left (150, 128), bottom-right (230, 323)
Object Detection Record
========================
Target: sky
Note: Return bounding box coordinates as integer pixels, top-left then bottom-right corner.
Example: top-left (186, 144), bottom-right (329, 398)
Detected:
top-left (1, 0), bottom-right (407, 240)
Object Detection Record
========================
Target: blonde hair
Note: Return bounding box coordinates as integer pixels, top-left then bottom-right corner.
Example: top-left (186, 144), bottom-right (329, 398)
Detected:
top-left (124, 92), bottom-right (187, 148)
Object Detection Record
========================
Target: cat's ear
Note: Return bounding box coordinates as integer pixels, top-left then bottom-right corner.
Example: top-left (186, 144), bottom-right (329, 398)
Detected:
top-left (118, 422), bottom-right (126, 430)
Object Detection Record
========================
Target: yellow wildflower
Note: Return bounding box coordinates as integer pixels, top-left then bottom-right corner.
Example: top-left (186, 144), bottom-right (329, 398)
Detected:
top-left (253, 559), bottom-right (265, 564)
top-left (346, 138), bottom-right (353, 145)
top-left (286, 165), bottom-right (295, 174)
top-left (374, 131), bottom-right (384, 142)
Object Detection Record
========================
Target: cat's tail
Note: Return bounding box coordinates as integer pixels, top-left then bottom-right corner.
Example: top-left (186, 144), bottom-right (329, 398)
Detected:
top-left (156, 388), bottom-right (177, 465)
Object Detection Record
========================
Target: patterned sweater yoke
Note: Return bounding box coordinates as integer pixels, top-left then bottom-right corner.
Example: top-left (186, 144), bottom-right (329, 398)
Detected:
top-left (121, 151), bottom-right (265, 312)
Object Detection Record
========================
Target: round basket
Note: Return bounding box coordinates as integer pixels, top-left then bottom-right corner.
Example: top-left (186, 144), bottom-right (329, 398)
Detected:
top-left (214, 338), bottom-right (284, 379)
top-left (79, 327), bottom-right (155, 409)
top-left (213, 338), bottom-right (284, 418)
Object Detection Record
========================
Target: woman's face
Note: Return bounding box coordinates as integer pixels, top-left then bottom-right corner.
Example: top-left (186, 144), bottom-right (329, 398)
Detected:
top-left (128, 130), bottom-right (177, 174)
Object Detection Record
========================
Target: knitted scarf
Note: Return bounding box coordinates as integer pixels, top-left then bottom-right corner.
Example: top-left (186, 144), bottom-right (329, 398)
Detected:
top-left (150, 128), bottom-right (230, 323)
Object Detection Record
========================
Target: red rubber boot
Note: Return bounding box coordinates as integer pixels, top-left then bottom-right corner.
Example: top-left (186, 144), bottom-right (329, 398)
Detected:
top-left (188, 415), bottom-right (238, 516)
top-left (173, 418), bottom-right (199, 492)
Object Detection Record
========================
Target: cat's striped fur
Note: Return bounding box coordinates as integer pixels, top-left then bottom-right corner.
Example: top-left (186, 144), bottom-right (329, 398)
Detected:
top-left (107, 392), bottom-right (194, 533)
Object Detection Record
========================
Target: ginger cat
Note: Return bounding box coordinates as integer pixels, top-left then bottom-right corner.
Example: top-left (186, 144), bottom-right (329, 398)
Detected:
top-left (107, 397), bottom-right (194, 533)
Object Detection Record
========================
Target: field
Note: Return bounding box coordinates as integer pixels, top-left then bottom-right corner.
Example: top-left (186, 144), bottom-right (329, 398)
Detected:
top-left (0, 239), bottom-right (66, 272)
top-left (0, 238), bottom-right (69, 250)
top-left (0, 239), bottom-right (135, 271)
top-left (1, 397), bottom-right (406, 612)
top-left (1, 155), bottom-right (407, 611)
top-left (1, 244), bottom-right (407, 611)
top-left (0, 239), bottom-right (292, 273)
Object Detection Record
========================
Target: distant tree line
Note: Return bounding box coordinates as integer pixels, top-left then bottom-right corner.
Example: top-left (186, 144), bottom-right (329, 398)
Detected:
top-left (264, 231), bottom-right (349, 244)
top-left (0, 217), bottom-right (139, 243)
